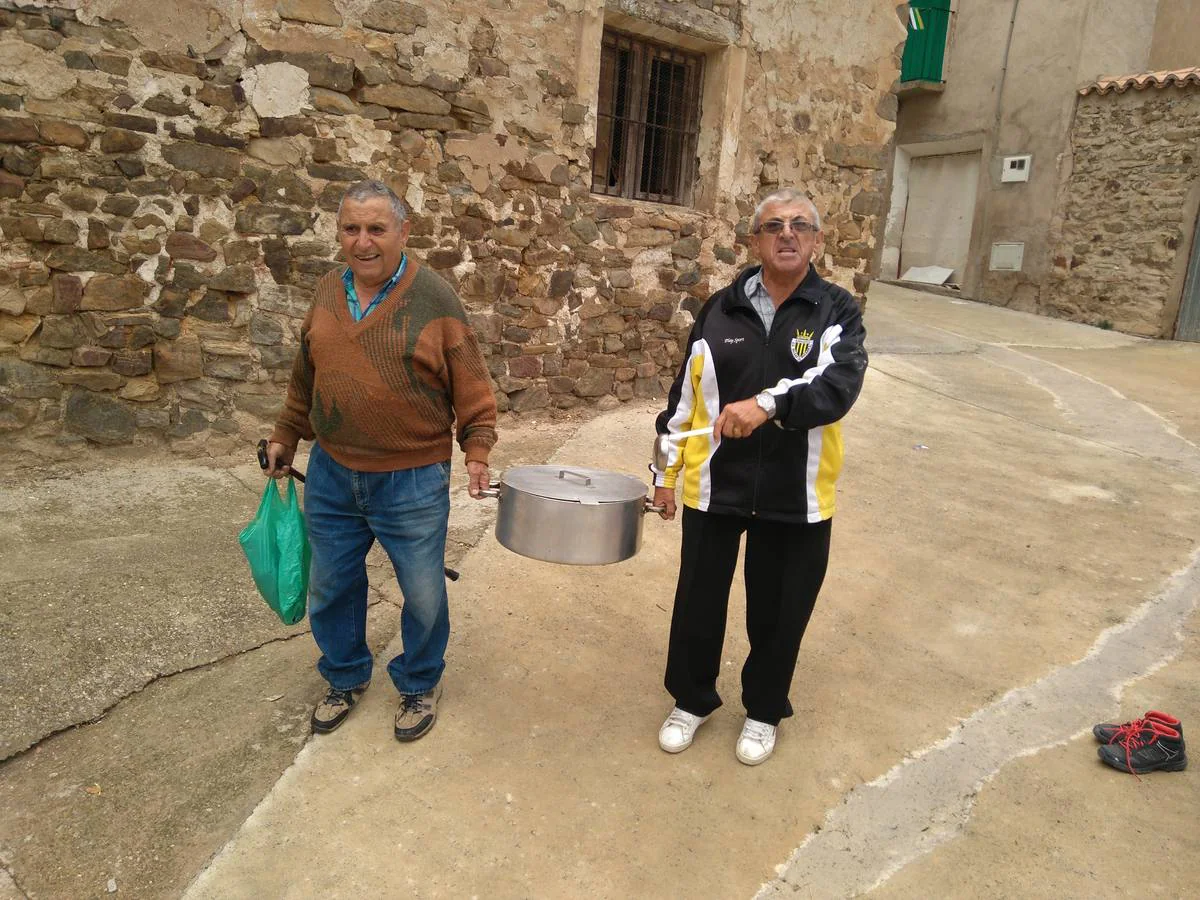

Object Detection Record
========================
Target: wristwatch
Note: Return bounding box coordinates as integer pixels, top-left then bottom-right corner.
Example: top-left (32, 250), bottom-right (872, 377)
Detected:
top-left (754, 391), bottom-right (776, 418)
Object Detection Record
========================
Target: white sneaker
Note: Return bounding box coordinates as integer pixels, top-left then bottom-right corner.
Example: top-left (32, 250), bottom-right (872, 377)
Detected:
top-left (658, 707), bottom-right (710, 753)
top-left (735, 718), bottom-right (777, 765)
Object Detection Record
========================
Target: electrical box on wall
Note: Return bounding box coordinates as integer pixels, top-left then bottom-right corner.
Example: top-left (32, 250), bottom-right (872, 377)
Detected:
top-left (989, 242), bottom-right (1025, 271)
top-left (1001, 154), bottom-right (1032, 183)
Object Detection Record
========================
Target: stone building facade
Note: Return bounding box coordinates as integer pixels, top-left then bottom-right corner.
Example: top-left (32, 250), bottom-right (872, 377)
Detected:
top-left (1046, 79), bottom-right (1200, 337)
top-left (0, 0), bottom-right (902, 455)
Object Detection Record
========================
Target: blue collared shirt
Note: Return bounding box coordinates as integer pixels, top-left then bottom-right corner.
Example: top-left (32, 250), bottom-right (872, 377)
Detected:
top-left (743, 270), bottom-right (777, 334)
top-left (342, 253), bottom-right (407, 321)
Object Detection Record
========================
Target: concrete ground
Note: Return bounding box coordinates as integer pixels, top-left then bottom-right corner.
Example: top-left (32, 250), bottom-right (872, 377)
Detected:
top-left (1, 282), bottom-right (1197, 899)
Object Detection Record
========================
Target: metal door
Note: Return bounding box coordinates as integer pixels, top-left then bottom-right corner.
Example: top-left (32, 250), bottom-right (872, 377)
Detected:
top-left (1178, 211), bottom-right (1200, 342)
top-left (900, 151), bottom-right (980, 284)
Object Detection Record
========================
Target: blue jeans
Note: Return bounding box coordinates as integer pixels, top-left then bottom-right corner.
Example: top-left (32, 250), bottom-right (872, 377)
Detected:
top-left (303, 442), bottom-right (451, 696)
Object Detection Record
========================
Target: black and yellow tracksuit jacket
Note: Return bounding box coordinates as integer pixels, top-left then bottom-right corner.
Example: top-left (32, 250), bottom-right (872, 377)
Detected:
top-left (653, 264), bottom-right (868, 524)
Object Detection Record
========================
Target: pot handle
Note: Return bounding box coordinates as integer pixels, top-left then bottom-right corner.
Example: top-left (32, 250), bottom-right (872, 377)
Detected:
top-left (644, 498), bottom-right (666, 514)
top-left (478, 479), bottom-right (502, 500)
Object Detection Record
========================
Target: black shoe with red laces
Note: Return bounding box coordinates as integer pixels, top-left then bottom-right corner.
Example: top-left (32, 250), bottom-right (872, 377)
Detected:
top-left (1097, 720), bottom-right (1187, 775)
top-left (1093, 710), bottom-right (1182, 745)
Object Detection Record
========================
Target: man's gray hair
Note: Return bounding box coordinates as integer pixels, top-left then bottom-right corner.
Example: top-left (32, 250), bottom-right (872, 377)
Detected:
top-left (752, 188), bottom-right (821, 232)
top-left (338, 180), bottom-right (409, 225)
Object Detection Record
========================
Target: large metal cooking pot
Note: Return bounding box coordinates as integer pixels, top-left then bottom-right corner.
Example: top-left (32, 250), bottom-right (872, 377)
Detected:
top-left (480, 465), bottom-right (662, 565)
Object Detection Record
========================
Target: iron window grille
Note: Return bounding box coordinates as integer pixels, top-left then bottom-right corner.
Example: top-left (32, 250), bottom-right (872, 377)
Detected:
top-left (592, 28), bottom-right (704, 207)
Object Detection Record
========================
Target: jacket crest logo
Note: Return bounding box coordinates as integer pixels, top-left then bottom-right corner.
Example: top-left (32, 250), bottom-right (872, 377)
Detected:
top-left (790, 329), bottom-right (814, 362)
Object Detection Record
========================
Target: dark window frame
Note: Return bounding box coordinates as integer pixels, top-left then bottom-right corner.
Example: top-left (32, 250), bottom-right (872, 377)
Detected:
top-left (592, 27), bottom-right (705, 207)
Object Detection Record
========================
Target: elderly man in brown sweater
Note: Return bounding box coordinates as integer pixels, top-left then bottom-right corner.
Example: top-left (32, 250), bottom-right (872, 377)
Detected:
top-left (264, 180), bottom-right (497, 742)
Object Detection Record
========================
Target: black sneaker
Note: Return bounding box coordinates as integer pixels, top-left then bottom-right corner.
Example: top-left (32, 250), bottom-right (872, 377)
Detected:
top-left (1097, 721), bottom-right (1187, 774)
top-left (1093, 710), bottom-right (1182, 744)
top-left (311, 685), bottom-right (366, 734)
top-left (394, 681), bottom-right (443, 742)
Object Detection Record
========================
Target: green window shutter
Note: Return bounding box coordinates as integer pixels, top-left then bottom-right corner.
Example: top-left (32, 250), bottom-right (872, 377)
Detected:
top-left (901, 2), bottom-right (952, 83)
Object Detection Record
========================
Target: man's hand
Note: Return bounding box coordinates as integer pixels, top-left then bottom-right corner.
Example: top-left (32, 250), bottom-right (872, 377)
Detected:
top-left (713, 398), bottom-right (770, 440)
top-left (466, 460), bottom-right (490, 499)
top-left (264, 441), bottom-right (295, 478)
top-left (653, 486), bottom-right (677, 521)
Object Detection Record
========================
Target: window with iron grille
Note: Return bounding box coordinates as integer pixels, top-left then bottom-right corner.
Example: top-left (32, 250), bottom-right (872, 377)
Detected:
top-left (592, 28), bottom-right (705, 207)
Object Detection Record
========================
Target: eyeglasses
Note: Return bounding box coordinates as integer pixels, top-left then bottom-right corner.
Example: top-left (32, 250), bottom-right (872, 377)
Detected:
top-left (754, 217), bottom-right (820, 236)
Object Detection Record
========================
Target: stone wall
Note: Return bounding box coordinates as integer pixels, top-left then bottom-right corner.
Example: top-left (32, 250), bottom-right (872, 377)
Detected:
top-left (1045, 86), bottom-right (1200, 336)
top-left (0, 0), bottom-right (901, 456)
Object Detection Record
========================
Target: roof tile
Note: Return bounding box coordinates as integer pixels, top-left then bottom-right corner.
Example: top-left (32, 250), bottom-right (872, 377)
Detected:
top-left (1080, 67), bottom-right (1200, 96)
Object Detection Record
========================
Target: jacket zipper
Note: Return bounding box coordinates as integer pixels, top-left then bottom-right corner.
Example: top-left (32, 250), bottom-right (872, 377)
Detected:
top-left (750, 308), bottom-right (775, 518)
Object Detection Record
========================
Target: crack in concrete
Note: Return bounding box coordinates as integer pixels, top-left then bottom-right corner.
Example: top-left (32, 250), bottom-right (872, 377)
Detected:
top-left (0, 626), bottom-right (315, 766)
top-left (2, 554), bottom-right (456, 764)
top-left (2, 579), bottom-right (408, 764)
top-left (0, 862), bottom-right (31, 900)
top-left (759, 547), bottom-right (1199, 898)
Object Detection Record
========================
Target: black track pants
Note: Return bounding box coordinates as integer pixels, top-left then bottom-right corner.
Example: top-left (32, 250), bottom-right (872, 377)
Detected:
top-left (664, 506), bottom-right (832, 725)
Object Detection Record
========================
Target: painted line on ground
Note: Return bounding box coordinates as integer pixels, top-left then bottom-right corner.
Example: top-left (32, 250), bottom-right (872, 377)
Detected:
top-left (757, 546), bottom-right (1198, 898)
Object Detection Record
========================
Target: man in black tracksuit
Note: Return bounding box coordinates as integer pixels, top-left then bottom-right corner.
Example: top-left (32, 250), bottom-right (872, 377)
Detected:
top-left (651, 188), bottom-right (867, 765)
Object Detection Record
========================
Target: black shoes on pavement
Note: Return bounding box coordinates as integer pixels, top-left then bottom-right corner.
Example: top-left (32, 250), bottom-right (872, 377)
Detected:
top-left (310, 680), bottom-right (445, 743)
top-left (394, 681), bottom-right (443, 742)
top-left (1093, 710), bottom-right (1187, 775)
top-left (1092, 709), bottom-right (1182, 745)
top-left (311, 685), bottom-right (367, 734)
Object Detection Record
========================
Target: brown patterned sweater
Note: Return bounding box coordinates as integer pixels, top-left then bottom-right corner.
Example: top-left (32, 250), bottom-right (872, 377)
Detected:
top-left (270, 262), bottom-right (498, 472)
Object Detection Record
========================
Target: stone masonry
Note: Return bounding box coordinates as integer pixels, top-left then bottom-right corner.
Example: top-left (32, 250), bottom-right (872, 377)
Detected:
top-left (1046, 85), bottom-right (1200, 337)
top-left (0, 0), bottom-right (902, 454)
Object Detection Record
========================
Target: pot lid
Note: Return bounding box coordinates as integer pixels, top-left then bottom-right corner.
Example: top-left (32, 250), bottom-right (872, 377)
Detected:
top-left (502, 465), bottom-right (647, 504)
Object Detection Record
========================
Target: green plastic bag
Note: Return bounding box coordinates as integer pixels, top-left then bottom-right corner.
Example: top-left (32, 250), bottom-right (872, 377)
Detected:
top-left (239, 477), bottom-right (310, 625)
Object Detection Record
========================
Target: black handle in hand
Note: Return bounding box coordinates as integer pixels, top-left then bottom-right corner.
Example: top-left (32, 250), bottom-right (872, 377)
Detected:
top-left (257, 439), bottom-right (305, 483)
